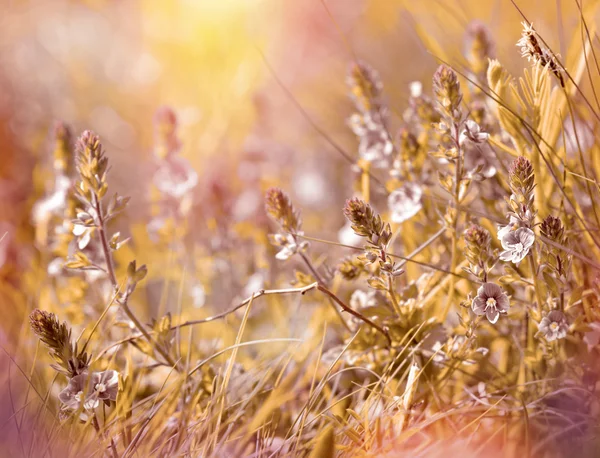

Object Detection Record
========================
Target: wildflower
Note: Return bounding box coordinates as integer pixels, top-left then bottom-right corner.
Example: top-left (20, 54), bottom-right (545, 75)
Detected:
top-left (459, 120), bottom-right (489, 145)
top-left (265, 187), bottom-right (302, 234)
top-left (433, 64), bottom-right (462, 118)
top-left (153, 156), bottom-right (198, 200)
top-left (517, 21), bottom-right (564, 86)
top-left (269, 233), bottom-right (307, 261)
top-left (464, 20), bottom-right (495, 77)
top-left (59, 370), bottom-right (119, 419)
top-left (343, 197), bottom-right (388, 243)
top-left (72, 221), bottom-right (94, 250)
top-left (348, 114), bottom-right (393, 167)
top-left (346, 60), bottom-right (383, 114)
top-left (350, 290), bottom-right (378, 309)
top-left (471, 282), bottom-right (510, 324)
top-left (464, 224), bottom-right (492, 280)
top-left (388, 183), bottom-right (423, 223)
top-left (497, 215), bottom-right (520, 241)
top-left (499, 227), bottom-right (535, 263)
top-left (29, 309), bottom-right (89, 377)
top-left (538, 310), bottom-right (569, 341)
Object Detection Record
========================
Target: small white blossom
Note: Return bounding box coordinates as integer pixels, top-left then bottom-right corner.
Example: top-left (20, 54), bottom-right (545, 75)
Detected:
top-left (497, 215), bottom-right (520, 241)
top-left (349, 290), bottom-right (378, 310)
top-left (388, 183), bottom-right (423, 223)
top-left (472, 282), bottom-right (510, 324)
top-left (538, 311), bottom-right (569, 341)
top-left (59, 370), bottom-right (119, 420)
top-left (154, 156), bottom-right (198, 199)
top-left (459, 120), bottom-right (489, 146)
top-left (499, 227), bottom-right (535, 264)
top-left (270, 233), bottom-right (308, 261)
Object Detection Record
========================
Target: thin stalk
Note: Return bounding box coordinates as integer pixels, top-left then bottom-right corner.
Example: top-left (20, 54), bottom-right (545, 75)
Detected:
top-left (442, 121), bottom-right (463, 321)
top-left (94, 198), bottom-right (177, 369)
top-left (317, 284), bottom-right (391, 346)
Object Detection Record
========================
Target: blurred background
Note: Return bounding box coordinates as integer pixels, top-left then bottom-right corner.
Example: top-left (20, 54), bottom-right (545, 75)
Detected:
top-left (0, 0), bottom-right (592, 341)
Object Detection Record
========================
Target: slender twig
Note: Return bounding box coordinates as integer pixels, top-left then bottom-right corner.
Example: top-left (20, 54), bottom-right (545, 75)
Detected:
top-left (94, 197), bottom-right (178, 369)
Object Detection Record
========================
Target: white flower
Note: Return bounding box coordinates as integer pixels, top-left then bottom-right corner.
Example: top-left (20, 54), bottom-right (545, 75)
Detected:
top-left (497, 215), bottom-right (520, 241)
top-left (459, 120), bottom-right (489, 146)
top-left (388, 183), bottom-right (423, 223)
top-left (270, 233), bottom-right (308, 261)
top-left (73, 222), bottom-right (94, 250)
top-left (538, 311), bottom-right (569, 341)
top-left (471, 282), bottom-right (510, 324)
top-left (154, 156), bottom-right (198, 199)
top-left (348, 114), bottom-right (393, 168)
top-left (349, 290), bottom-right (377, 309)
top-left (499, 227), bottom-right (535, 264)
top-left (59, 370), bottom-right (119, 420)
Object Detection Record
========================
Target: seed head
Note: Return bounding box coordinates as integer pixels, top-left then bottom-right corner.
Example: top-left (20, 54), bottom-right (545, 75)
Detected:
top-left (464, 224), bottom-right (492, 271)
top-left (540, 215), bottom-right (565, 244)
top-left (265, 187), bottom-right (302, 234)
top-left (433, 65), bottom-right (462, 118)
top-left (464, 21), bottom-right (495, 78)
top-left (343, 198), bottom-right (386, 243)
top-left (29, 309), bottom-right (89, 377)
top-left (52, 122), bottom-right (73, 174)
top-left (347, 61), bottom-right (383, 114)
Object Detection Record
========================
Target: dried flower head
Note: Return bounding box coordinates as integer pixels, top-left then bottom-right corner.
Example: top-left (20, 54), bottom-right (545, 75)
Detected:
top-left (52, 121), bottom-right (73, 174)
top-left (540, 215), bottom-right (565, 243)
top-left (387, 183), bottom-right (423, 223)
top-left (347, 60), bottom-right (383, 114)
top-left (464, 224), bottom-right (492, 280)
top-left (75, 130), bottom-right (109, 201)
top-left (265, 187), bottom-right (302, 234)
top-left (464, 20), bottom-right (496, 78)
top-left (471, 282), bottom-right (510, 324)
top-left (509, 156), bottom-right (535, 196)
top-left (153, 106), bottom-right (181, 159)
top-left (499, 227), bottom-right (535, 264)
top-left (29, 309), bottom-right (89, 377)
top-left (343, 197), bottom-right (388, 244)
top-left (517, 21), bottom-right (564, 86)
top-left (538, 310), bottom-right (569, 341)
top-left (433, 64), bottom-right (463, 118)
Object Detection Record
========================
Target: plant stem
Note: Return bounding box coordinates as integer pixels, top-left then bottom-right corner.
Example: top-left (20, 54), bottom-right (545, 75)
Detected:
top-left (316, 284), bottom-right (391, 346)
top-left (298, 250), bottom-right (352, 332)
top-left (94, 198), bottom-right (178, 369)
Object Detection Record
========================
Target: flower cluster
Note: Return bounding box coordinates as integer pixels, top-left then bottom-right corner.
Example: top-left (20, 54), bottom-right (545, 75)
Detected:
top-left (497, 156), bottom-right (537, 264)
top-left (343, 197), bottom-right (404, 287)
top-left (265, 187), bottom-right (308, 261)
top-left (346, 61), bottom-right (393, 168)
top-left (149, 107), bottom-right (198, 240)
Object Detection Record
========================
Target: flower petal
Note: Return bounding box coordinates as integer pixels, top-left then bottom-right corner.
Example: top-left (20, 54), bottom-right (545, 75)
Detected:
top-left (486, 307), bottom-right (500, 324)
top-left (482, 282), bottom-right (502, 298)
top-left (472, 297), bottom-right (486, 314)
